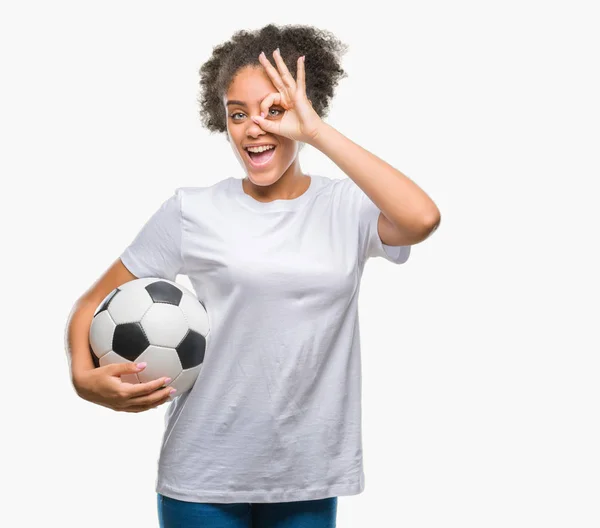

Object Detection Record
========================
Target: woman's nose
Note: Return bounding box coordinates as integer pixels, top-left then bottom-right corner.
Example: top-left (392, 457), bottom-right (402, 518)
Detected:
top-left (246, 118), bottom-right (266, 137)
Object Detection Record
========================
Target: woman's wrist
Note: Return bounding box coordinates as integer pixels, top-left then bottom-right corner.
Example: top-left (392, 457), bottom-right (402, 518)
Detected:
top-left (71, 364), bottom-right (93, 393)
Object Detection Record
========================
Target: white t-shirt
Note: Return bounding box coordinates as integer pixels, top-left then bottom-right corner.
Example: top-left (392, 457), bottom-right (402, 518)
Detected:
top-left (120, 174), bottom-right (411, 504)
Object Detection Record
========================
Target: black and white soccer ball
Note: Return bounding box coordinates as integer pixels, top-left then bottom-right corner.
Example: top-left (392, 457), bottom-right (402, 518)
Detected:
top-left (89, 278), bottom-right (209, 399)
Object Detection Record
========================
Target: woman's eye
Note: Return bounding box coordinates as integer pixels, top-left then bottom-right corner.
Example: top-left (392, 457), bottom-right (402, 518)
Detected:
top-left (230, 108), bottom-right (282, 121)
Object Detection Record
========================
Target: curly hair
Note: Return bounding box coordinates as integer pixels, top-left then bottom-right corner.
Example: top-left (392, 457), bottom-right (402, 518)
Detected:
top-left (197, 24), bottom-right (348, 135)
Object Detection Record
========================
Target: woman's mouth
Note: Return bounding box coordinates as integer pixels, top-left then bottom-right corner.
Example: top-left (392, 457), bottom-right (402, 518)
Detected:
top-left (245, 145), bottom-right (277, 168)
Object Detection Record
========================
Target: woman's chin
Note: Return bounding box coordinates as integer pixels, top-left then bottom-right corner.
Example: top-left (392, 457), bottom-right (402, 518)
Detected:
top-left (246, 171), bottom-right (281, 186)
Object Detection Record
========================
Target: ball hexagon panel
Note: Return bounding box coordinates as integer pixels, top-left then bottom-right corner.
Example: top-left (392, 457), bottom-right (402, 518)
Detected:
top-left (146, 280), bottom-right (183, 306)
top-left (136, 345), bottom-right (183, 384)
top-left (168, 363), bottom-right (203, 400)
top-left (121, 372), bottom-right (140, 385)
top-left (108, 287), bottom-right (154, 324)
top-left (113, 322), bottom-right (150, 362)
top-left (99, 350), bottom-right (139, 385)
top-left (177, 330), bottom-right (206, 369)
top-left (163, 279), bottom-right (194, 299)
top-left (89, 309), bottom-right (116, 358)
top-left (179, 293), bottom-right (210, 337)
top-left (141, 303), bottom-right (188, 348)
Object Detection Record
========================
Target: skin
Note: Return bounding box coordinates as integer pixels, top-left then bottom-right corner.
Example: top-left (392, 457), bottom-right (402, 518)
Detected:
top-left (223, 65), bottom-right (311, 202)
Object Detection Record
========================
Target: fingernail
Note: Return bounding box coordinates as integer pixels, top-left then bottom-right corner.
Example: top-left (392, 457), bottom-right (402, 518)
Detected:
top-left (169, 388), bottom-right (177, 394)
top-left (260, 51), bottom-right (265, 58)
top-left (275, 48), bottom-right (280, 54)
top-left (136, 362), bottom-right (147, 370)
top-left (164, 377), bottom-right (172, 384)
top-left (260, 112), bottom-right (265, 118)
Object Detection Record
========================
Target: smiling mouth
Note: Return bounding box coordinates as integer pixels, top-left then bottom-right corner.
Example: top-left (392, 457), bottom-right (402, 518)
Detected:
top-left (245, 146), bottom-right (277, 167)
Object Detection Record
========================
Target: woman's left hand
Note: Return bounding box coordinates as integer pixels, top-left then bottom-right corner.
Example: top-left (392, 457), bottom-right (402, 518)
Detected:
top-left (252, 49), bottom-right (323, 144)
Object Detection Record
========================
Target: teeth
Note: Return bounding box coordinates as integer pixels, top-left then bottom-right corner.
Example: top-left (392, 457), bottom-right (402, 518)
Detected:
top-left (247, 145), bottom-right (275, 153)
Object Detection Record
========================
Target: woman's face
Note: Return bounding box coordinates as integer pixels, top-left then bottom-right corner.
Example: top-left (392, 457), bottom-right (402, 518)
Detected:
top-left (224, 66), bottom-right (299, 186)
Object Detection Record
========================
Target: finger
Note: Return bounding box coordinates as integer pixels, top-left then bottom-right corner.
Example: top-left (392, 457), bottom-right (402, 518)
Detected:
top-left (259, 92), bottom-right (282, 119)
top-left (296, 56), bottom-right (306, 97)
top-left (258, 51), bottom-right (288, 98)
top-left (126, 385), bottom-right (175, 407)
top-left (251, 114), bottom-right (279, 135)
top-left (272, 48), bottom-right (296, 91)
top-left (124, 375), bottom-right (172, 398)
top-left (109, 361), bottom-right (144, 376)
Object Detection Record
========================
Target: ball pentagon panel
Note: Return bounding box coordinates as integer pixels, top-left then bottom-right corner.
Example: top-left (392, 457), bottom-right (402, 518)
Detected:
top-left (177, 330), bottom-right (206, 370)
top-left (145, 280), bottom-right (183, 306)
top-left (113, 322), bottom-right (150, 362)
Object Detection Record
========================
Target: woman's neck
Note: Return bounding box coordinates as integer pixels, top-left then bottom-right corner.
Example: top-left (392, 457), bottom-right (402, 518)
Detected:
top-left (242, 160), bottom-right (309, 202)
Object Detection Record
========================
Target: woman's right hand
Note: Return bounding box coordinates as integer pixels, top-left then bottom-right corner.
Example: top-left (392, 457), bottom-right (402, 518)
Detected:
top-left (73, 362), bottom-right (176, 413)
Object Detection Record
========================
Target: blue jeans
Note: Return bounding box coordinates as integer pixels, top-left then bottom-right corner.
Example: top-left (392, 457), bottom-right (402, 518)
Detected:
top-left (157, 493), bottom-right (337, 528)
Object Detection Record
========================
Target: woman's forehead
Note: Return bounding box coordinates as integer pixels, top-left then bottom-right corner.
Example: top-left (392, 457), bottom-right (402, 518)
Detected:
top-left (224, 66), bottom-right (275, 102)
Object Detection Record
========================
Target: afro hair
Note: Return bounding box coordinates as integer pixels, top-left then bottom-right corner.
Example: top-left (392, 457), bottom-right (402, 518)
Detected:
top-left (197, 23), bottom-right (349, 135)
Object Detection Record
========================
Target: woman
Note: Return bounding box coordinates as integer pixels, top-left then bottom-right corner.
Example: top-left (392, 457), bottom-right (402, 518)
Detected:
top-left (67, 23), bottom-right (440, 528)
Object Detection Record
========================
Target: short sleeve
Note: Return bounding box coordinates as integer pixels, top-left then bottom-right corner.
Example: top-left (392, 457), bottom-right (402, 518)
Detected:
top-left (119, 189), bottom-right (184, 281)
top-left (340, 177), bottom-right (411, 266)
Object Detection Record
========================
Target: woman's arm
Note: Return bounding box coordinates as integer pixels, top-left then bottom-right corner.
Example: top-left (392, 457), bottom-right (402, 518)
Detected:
top-left (307, 122), bottom-right (441, 246)
top-left (65, 257), bottom-right (137, 389)
top-left (253, 49), bottom-right (440, 246)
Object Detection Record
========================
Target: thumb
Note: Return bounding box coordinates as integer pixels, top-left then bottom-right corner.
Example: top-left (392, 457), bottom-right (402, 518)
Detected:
top-left (251, 115), bottom-right (277, 134)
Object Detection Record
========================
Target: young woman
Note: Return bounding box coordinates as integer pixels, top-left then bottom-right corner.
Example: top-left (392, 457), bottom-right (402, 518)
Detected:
top-left (67, 24), bottom-right (440, 528)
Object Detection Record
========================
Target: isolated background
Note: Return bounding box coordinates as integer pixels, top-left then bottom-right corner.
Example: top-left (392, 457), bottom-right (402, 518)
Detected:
top-left (2, 1), bottom-right (598, 526)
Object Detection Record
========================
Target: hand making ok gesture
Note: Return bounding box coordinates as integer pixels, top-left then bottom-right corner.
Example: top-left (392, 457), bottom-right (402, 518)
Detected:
top-left (252, 49), bottom-right (324, 143)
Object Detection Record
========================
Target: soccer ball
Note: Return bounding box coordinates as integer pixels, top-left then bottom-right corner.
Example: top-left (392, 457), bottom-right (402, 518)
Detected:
top-left (89, 278), bottom-right (209, 398)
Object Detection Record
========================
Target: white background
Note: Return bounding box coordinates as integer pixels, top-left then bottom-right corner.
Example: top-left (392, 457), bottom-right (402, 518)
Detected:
top-left (2, 1), bottom-right (598, 526)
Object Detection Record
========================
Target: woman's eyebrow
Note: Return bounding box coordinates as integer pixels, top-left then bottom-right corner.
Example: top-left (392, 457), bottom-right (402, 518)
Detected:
top-left (226, 96), bottom-right (273, 107)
